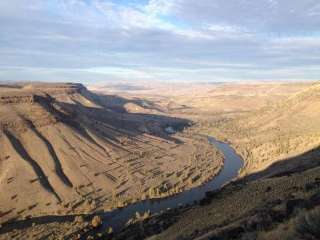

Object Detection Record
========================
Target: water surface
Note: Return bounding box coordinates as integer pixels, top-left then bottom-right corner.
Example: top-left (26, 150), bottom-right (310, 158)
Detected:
top-left (102, 137), bottom-right (244, 230)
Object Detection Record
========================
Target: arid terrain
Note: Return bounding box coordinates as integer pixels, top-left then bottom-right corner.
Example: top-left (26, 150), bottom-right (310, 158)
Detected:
top-left (110, 81), bottom-right (320, 240)
top-left (1, 81), bottom-right (320, 240)
top-left (0, 82), bottom-right (223, 239)
top-left (2, 0), bottom-right (320, 239)
top-left (90, 81), bottom-right (311, 118)
top-left (200, 82), bottom-right (320, 177)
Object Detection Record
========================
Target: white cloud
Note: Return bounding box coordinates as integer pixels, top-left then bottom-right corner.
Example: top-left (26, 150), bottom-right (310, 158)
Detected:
top-left (144, 0), bottom-right (175, 15)
top-left (83, 66), bottom-right (154, 80)
top-left (0, 0), bottom-right (320, 82)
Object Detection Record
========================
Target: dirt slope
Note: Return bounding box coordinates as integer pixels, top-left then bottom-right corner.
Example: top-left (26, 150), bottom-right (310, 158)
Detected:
top-left (0, 83), bottom-right (223, 225)
top-left (207, 82), bottom-right (320, 176)
top-left (110, 82), bottom-right (320, 239)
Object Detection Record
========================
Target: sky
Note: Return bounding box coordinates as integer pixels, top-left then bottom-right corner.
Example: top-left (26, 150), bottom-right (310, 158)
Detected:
top-left (1, 0), bottom-right (320, 83)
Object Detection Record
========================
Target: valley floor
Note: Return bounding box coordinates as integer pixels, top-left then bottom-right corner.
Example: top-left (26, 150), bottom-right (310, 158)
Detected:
top-left (1, 81), bottom-right (320, 240)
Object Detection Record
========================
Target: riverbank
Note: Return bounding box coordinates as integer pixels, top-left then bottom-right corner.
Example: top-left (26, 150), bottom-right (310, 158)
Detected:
top-left (112, 150), bottom-right (320, 240)
top-left (97, 137), bottom-right (243, 233)
top-left (0, 137), bottom-right (242, 240)
top-left (68, 137), bottom-right (244, 239)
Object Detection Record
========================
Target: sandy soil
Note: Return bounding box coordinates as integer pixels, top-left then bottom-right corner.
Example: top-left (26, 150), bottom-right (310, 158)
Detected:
top-left (201, 82), bottom-right (320, 176)
top-left (91, 81), bottom-right (319, 179)
top-left (95, 81), bottom-right (320, 240)
top-left (0, 83), bottom-right (223, 239)
top-left (1, 80), bottom-right (317, 239)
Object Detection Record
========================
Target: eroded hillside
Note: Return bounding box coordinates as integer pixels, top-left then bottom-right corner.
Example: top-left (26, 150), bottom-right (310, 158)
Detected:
top-left (106, 83), bottom-right (320, 240)
top-left (200, 82), bottom-right (320, 176)
top-left (0, 83), bottom-right (223, 225)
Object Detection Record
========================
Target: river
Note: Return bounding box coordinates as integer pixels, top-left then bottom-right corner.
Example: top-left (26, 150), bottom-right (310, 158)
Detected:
top-left (101, 136), bottom-right (244, 230)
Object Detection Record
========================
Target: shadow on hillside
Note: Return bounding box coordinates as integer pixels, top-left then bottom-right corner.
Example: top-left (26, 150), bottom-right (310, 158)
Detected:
top-left (19, 116), bottom-right (74, 188)
top-left (1, 142), bottom-right (320, 237)
top-left (0, 90), bottom-right (192, 234)
top-left (242, 145), bottom-right (320, 182)
top-left (3, 130), bottom-right (62, 203)
top-left (34, 91), bottom-right (191, 146)
top-left (0, 214), bottom-right (80, 234)
top-left (89, 93), bottom-right (166, 113)
top-left (4, 87), bottom-right (320, 238)
top-left (110, 146), bottom-right (320, 239)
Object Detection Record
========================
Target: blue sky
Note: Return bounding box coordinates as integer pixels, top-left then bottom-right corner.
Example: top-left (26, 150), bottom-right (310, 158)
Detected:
top-left (1, 0), bottom-right (320, 83)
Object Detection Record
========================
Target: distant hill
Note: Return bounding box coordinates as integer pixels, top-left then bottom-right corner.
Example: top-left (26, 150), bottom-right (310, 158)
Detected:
top-left (112, 82), bottom-right (320, 240)
top-left (209, 82), bottom-right (320, 176)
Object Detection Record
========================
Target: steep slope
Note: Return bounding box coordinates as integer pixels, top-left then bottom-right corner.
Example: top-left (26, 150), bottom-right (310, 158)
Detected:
top-left (208, 82), bottom-right (320, 176)
top-left (0, 83), bottom-right (223, 225)
top-left (108, 84), bottom-right (320, 240)
top-left (118, 153), bottom-right (320, 240)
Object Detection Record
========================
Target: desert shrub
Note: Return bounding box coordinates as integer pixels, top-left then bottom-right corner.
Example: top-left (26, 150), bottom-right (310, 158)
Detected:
top-left (295, 207), bottom-right (320, 239)
top-left (91, 215), bottom-right (102, 228)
